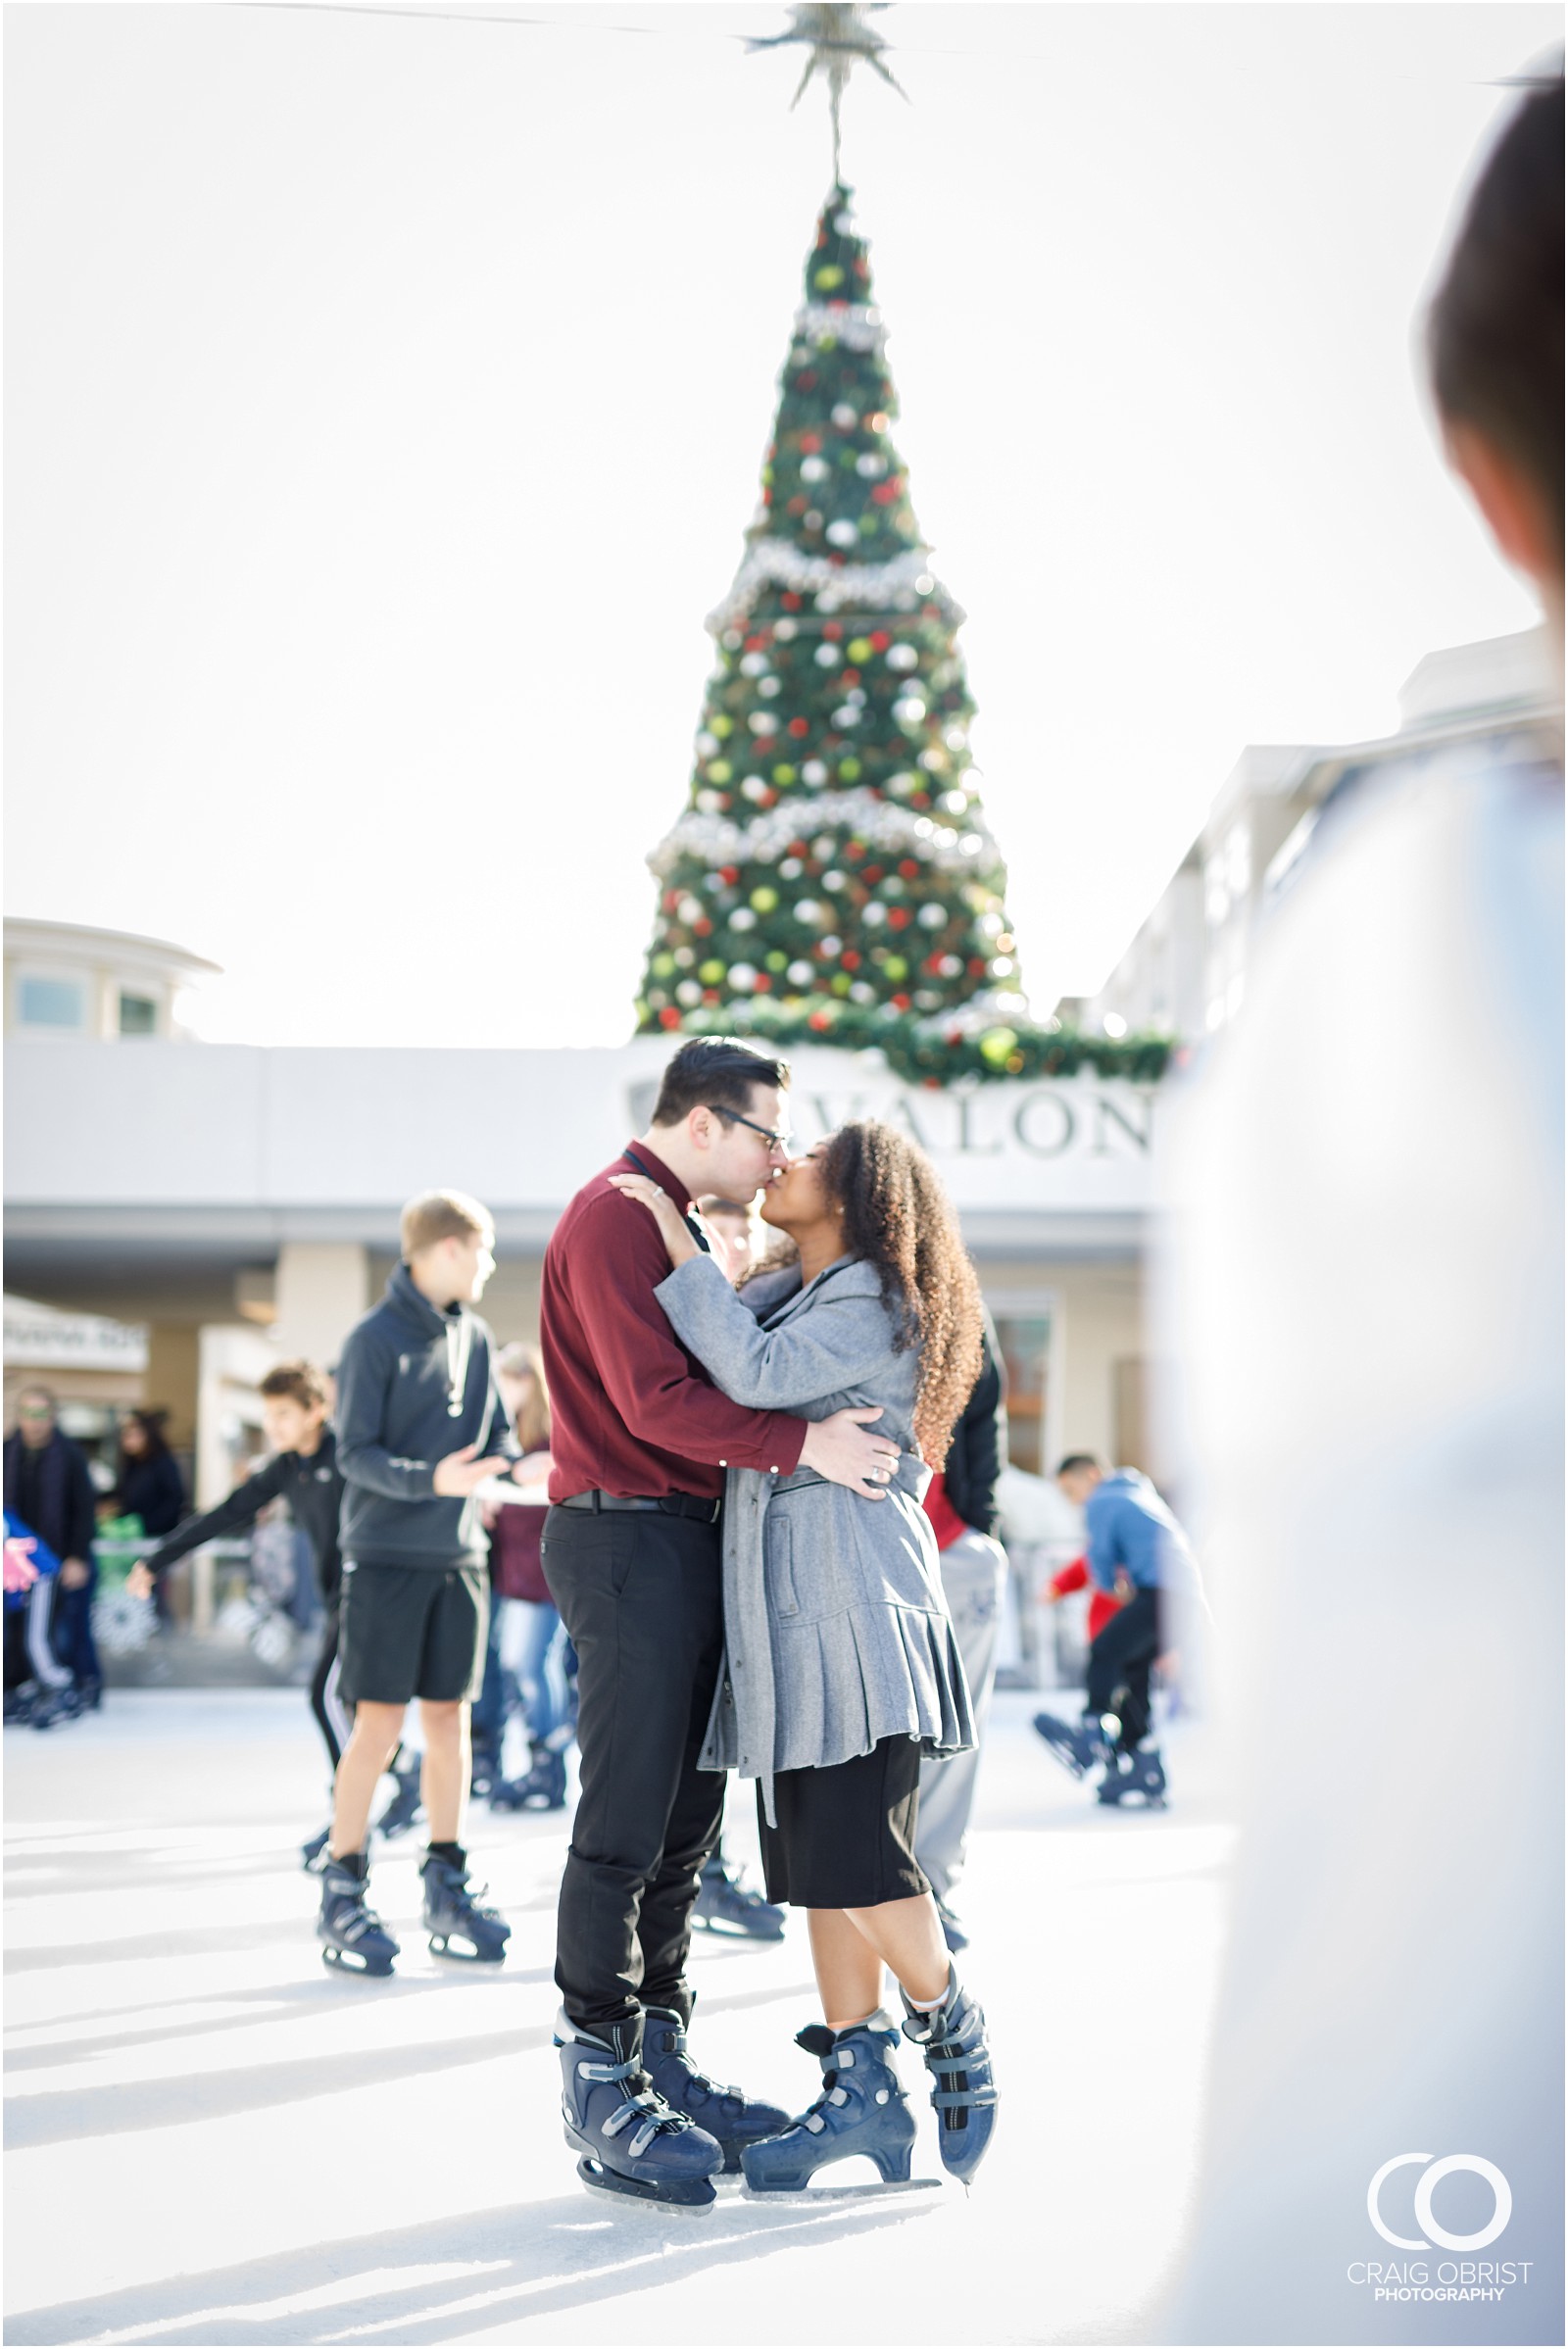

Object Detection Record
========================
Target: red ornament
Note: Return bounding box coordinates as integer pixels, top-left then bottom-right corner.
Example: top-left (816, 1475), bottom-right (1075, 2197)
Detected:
top-left (892, 993), bottom-right (911, 1010)
top-left (800, 434), bottom-right (822, 455)
top-left (898, 859), bottom-right (920, 880)
top-left (787, 840), bottom-right (808, 856)
top-left (788, 717), bottom-right (809, 738)
top-left (662, 890), bottom-right (679, 911)
top-left (659, 1007), bottom-right (682, 1030)
top-left (719, 866), bottom-right (739, 885)
top-left (753, 974), bottom-right (772, 992)
top-left (844, 840), bottom-right (864, 859)
top-left (782, 591), bottom-right (803, 610)
top-left (861, 865), bottom-right (884, 885)
top-left (842, 950), bottom-right (861, 970)
top-left (808, 1008), bottom-right (832, 1032)
top-left (871, 482), bottom-right (899, 506)
top-left (796, 372), bottom-right (817, 391)
top-left (822, 620), bottom-right (843, 640)
top-left (704, 988), bottom-right (722, 1003)
top-left (967, 957), bottom-right (987, 977)
top-left (787, 496), bottom-right (808, 516)
top-left (870, 631), bottom-right (891, 652)
top-left (842, 667), bottom-right (860, 686)
top-left (693, 917), bottom-right (713, 937)
top-left (745, 635), bottom-right (765, 652)
top-left (889, 907), bottom-right (912, 929)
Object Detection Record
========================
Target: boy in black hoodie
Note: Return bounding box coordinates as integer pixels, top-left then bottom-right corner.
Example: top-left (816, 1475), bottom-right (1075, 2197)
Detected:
top-left (317, 1190), bottom-right (522, 1976)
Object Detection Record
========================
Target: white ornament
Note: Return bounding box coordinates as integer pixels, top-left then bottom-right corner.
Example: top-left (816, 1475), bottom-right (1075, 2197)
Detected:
top-left (831, 402), bottom-right (858, 427)
top-left (759, 675), bottom-right (781, 697)
top-left (795, 301), bottom-right (882, 353)
top-left (814, 643), bottom-right (839, 667)
top-left (802, 759), bottom-right (828, 784)
top-left (886, 644), bottom-right (919, 671)
top-left (676, 980), bottom-right (703, 1006)
top-left (748, 712), bottom-right (776, 734)
top-left (918, 902), bottom-right (947, 928)
top-left (893, 696), bottom-right (926, 724)
top-left (731, 907), bottom-right (757, 931)
top-left (787, 959), bottom-right (813, 984)
top-left (740, 653), bottom-right (770, 677)
top-left (741, 775), bottom-right (770, 802)
top-left (822, 870), bottom-right (846, 891)
top-left (801, 456), bottom-right (829, 483)
top-left (729, 964), bottom-right (759, 991)
top-left (820, 934), bottom-right (843, 955)
top-left (794, 900), bottom-right (822, 923)
top-left (863, 903), bottom-right (887, 927)
top-left (697, 731), bottom-right (720, 757)
top-left (779, 856), bottom-right (804, 880)
top-left (832, 705), bottom-right (861, 727)
top-left (774, 616), bottom-right (798, 640)
top-left (826, 519), bottom-right (858, 548)
top-left (850, 981), bottom-right (875, 1003)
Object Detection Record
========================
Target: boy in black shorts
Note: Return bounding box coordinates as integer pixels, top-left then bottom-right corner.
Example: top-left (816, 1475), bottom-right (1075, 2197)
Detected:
top-left (318, 1190), bottom-right (522, 1976)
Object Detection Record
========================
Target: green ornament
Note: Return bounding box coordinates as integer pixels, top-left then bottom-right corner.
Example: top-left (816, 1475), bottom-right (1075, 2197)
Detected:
top-left (884, 956), bottom-right (908, 982)
top-left (772, 762), bottom-right (797, 785)
top-left (710, 714), bottom-right (733, 738)
top-left (709, 760), bottom-right (732, 783)
top-left (839, 758), bottom-right (861, 782)
top-left (848, 637), bottom-right (873, 662)
top-left (979, 1027), bottom-right (1018, 1067)
top-left (699, 959), bottom-right (725, 985)
top-left (765, 951), bottom-right (788, 971)
top-left (652, 954), bottom-right (675, 978)
top-left (751, 886), bottom-right (779, 912)
top-left (814, 265), bottom-right (845, 289)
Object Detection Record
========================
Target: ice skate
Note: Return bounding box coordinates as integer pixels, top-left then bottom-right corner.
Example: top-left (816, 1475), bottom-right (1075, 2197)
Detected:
top-left (1097, 1742), bottom-right (1168, 1808)
top-left (419, 1849), bottom-right (511, 1963)
top-left (690, 1851), bottom-right (786, 1941)
top-left (300, 1822), bottom-right (331, 1873)
top-left (1031, 1708), bottom-right (1112, 1781)
top-left (317, 1852), bottom-right (399, 1978)
top-left (741, 2013), bottom-right (920, 2193)
top-left (556, 2009), bottom-right (724, 2210)
top-left (489, 1738), bottom-right (567, 1812)
top-left (373, 1756), bottom-right (424, 1839)
top-left (642, 2001), bottom-right (789, 2172)
top-left (901, 1965), bottom-right (999, 2184)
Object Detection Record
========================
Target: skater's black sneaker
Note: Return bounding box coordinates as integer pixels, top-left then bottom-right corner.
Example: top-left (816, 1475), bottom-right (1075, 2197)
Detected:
top-left (901, 1964), bottom-right (1000, 2184)
top-left (4, 1686), bottom-right (36, 1725)
top-left (1097, 1743), bottom-right (1168, 1808)
top-left (301, 1823), bottom-right (332, 1873)
top-left (373, 1759), bottom-right (423, 1840)
top-left (643, 2001), bottom-right (790, 2173)
top-left (29, 1686), bottom-right (81, 1731)
top-left (742, 2013), bottom-right (918, 2192)
top-left (317, 1852), bottom-right (400, 1978)
top-left (1032, 1709), bottom-right (1109, 1781)
top-left (691, 1853), bottom-right (786, 1941)
top-left (490, 1740), bottom-right (567, 1813)
top-left (420, 1849), bottom-right (511, 1963)
top-left (468, 1744), bottom-right (501, 1800)
top-left (933, 1891), bottom-right (969, 1953)
top-left (74, 1679), bottom-right (103, 1713)
top-left (556, 2008), bottom-right (724, 2210)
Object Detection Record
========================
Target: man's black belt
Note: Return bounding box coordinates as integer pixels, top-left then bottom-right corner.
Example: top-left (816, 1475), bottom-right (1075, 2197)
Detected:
top-left (558, 1490), bottom-right (721, 1523)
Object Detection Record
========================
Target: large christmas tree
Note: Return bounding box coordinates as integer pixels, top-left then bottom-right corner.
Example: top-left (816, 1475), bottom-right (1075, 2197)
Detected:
top-left (635, 181), bottom-right (1167, 1087)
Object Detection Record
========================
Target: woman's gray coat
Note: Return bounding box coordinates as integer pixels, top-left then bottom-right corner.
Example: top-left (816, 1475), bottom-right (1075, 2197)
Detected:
top-left (653, 1250), bottom-right (975, 1824)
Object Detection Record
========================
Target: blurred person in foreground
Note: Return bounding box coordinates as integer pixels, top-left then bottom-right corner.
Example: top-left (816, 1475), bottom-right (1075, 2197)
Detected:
top-left (1160, 74), bottom-right (1563, 2346)
top-left (3, 1386), bottom-right (101, 1713)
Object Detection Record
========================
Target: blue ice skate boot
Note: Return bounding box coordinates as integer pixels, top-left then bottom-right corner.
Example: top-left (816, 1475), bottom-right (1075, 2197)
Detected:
top-left (901, 1966), bottom-right (999, 2184)
top-left (373, 1757), bottom-right (423, 1839)
top-left (556, 2009), bottom-right (724, 2210)
top-left (1097, 1742), bottom-right (1168, 1808)
top-left (489, 1738), bottom-right (567, 1812)
top-left (1031, 1708), bottom-right (1113, 1781)
top-left (317, 1851), bottom-right (400, 1978)
top-left (301, 1823), bottom-right (332, 1873)
top-left (690, 1851), bottom-right (786, 1940)
top-left (419, 1848), bottom-right (511, 1963)
top-left (642, 2000), bottom-right (790, 2172)
top-left (741, 2013), bottom-right (917, 2192)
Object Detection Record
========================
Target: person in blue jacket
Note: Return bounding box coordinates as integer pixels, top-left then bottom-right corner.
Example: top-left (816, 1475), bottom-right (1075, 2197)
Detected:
top-left (1033, 1453), bottom-right (1192, 1806)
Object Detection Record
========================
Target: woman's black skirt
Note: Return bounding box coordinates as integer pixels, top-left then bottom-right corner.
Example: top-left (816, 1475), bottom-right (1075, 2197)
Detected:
top-left (758, 1734), bottom-right (931, 1908)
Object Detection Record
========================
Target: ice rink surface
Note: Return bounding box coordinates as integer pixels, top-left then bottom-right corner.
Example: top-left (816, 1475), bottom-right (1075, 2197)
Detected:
top-left (4, 1688), bottom-right (1232, 2347)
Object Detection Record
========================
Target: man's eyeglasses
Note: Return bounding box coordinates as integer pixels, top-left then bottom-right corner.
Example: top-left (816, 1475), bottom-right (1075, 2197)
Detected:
top-left (707, 1104), bottom-right (792, 1151)
top-left (17, 1406), bottom-right (53, 1423)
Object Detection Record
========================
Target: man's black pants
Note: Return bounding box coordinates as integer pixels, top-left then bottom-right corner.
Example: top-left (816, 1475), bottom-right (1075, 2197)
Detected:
top-left (542, 1505), bottom-right (726, 2030)
top-left (1086, 1584), bottom-right (1162, 1750)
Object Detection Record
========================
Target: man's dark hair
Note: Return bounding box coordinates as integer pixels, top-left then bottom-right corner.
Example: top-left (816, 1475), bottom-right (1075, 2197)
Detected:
top-left (1055, 1451), bottom-right (1105, 1478)
top-left (1428, 73), bottom-right (1564, 561)
top-left (651, 1036), bottom-right (791, 1129)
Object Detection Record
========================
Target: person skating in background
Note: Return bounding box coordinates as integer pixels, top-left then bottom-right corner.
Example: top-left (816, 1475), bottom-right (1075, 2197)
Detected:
top-left (3, 1386), bottom-right (102, 1715)
top-left (684, 1193), bottom-right (787, 1943)
top-left (3, 1507), bottom-right (78, 1727)
top-left (318, 1189), bottom-right (524, 1978)
top-left (1032, 1453), bottom-right (1190, 1808)
top-left (1045, 1553), bottom-right (1127, 1644)
top-left (913, 1316), bottom-right (1009, 1951)
top-left (485, 1342), bottom-right (575, 1814)
top-left (126, 1362), bottom-right (359, 1867)
top-left (540, 1037), bottom-right (900, 2209)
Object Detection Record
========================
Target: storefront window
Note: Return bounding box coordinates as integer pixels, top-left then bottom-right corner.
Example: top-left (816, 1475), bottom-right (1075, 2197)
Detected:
top-left (992, 1310), bottom-right (1054, 1475)
top-left (118, 992), bottom-right (159, 1035)
top-left (17, 974), bottom-right (86, 1030)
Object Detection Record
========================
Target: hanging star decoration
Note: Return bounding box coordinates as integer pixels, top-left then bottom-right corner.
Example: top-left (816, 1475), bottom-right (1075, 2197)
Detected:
top-left (748, 5), bottom-right (908, 174)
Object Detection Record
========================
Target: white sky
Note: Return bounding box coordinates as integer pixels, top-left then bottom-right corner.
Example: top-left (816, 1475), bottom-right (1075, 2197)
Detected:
top-left (5, 0), bottom-right (1555, 1049)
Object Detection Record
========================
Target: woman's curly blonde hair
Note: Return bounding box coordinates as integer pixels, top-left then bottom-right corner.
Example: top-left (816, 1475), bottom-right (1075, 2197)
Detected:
top-left (820, 1119), bottom-right (984, 1463)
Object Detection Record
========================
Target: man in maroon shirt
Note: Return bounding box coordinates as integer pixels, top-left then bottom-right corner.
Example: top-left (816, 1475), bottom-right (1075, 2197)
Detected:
top-left (540, 1036), bottom-right (899, 2205)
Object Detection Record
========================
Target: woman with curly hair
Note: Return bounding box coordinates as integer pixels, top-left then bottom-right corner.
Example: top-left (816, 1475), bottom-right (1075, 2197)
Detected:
top-left (609, 1119), bottom-right (999, 2190)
